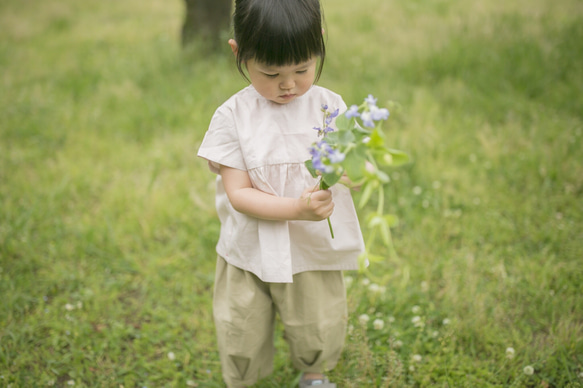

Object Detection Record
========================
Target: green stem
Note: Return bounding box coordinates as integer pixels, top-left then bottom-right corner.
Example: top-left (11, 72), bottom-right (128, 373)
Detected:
top-left (377, 185), bottom-right (385, 215)
top-left (327, 217), bottom-right (335, 239)
top-left (319, 178), bottom-right (335, 239)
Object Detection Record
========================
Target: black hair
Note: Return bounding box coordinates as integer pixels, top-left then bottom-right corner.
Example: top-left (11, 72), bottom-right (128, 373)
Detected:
top-left (232, 0), bottom-right (326, 81)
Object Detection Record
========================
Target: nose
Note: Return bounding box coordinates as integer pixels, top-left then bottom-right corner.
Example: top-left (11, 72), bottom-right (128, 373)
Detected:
top-left (280, 76), bottom-right (295, 90)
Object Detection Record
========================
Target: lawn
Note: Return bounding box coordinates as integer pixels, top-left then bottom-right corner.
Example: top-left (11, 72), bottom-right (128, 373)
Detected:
top-left (1, 0), bottom-right (582, 386)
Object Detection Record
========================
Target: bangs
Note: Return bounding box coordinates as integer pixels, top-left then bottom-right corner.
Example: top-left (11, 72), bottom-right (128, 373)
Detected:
top-left (252, 13), bottom-right (324, 66)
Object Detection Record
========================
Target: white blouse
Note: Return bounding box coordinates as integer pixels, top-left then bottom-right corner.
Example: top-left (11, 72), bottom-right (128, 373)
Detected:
top-left (198, 85), bottom-right (364, 283)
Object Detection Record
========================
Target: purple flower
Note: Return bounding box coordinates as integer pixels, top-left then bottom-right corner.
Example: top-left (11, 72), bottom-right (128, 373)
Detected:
top-left (361, 111), bottom-right (375, 128)
top-left (314, 125), bottom-right (335, 137)
top-left (309, 140), bottom-right (343, 173)
top-left (365, 94), bottom-right (378, 107)
top-left (313, 156), bottom-right (330, 173)
top-left (328, 149), bottom-right (345, 163)
top-left (345, 105), bottom-right (360, 118)
top-left (325, 108), bottom-right (339, 125)
top-left (370, 105), bottom-right (389, 121)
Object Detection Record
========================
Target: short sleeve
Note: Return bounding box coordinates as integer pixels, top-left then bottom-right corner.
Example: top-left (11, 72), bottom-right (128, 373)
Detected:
top-left (197, 107), bottom-right (247, 174)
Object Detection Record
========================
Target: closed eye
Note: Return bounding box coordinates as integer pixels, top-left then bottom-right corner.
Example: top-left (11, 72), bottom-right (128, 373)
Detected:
top-left (264, 73), bottom-right (279, 78)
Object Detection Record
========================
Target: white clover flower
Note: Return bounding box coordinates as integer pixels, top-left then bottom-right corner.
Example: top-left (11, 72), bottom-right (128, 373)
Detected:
top-left (186, 380), bottom-right (197, 387)
top-left (344, 276), bottom-right (353, 287)
top-left (442, 318), bottom-right (451, 326)
top-left (387, 316), bottom-right (395, 323)
top-left (411, 305), bottom-right (421, 314)
top-left (361, 278), bottom-right (371, 286)
top-left (506, 347), bottom-right (515, 359)
top-left (368, 283), bottom-right (381, 293)
top-left (373, 319), bottom-right (385, 330)
top-left (393, 339), bottom-right (403, 349)
top-left (432, 331), bottom-right (439, 338)
top-left (358, 314), bottom-right (370, 325)
top-left (67, 381), bottom-right (75, 386)
top-left (65, 303), bottom-right (75, 311)
top-left (523, 365), bottom-right (534, 375)
top-left (412, 354), bottom-right (422, 363)
top-left (432, 181), bottom-right (441, 189)
top-left (167, 352), bottom-right (176, 361)
top-left (409, 365), bottom-right (415, 372)
top-left (412, 316), bottom-right (424, 328)
top-left (413, 186), bottom-right (422, 195)
top-left (76, 302), bottom-right (83, 309)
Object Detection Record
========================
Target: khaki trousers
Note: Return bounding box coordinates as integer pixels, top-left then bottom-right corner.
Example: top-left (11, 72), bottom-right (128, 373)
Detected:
top-left (213, 256), bottom-right (347, 387)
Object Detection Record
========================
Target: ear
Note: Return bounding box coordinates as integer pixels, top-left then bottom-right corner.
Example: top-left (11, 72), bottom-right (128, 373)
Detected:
top-left (228, 39), bottom-right (238, 56)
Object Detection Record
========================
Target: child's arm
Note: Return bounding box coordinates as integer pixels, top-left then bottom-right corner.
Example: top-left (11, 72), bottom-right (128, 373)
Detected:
top-left (220, 165), bottom-right (334, 221)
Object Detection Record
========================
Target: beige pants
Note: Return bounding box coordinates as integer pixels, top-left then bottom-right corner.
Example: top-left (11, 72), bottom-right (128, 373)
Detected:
top-left (213, 256), bottom-right (347, 387)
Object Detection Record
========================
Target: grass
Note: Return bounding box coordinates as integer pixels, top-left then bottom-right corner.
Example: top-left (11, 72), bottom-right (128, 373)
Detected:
top-left (1, 0), bottom-right (582, 386)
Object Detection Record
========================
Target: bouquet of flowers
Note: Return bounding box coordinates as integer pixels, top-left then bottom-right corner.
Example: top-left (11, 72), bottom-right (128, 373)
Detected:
top-left (305, 95), bottom-right (410, 269)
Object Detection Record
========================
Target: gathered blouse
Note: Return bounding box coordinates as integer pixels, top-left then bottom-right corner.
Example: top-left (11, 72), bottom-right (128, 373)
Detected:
top-left (197, 85), bottom-right (364, 283)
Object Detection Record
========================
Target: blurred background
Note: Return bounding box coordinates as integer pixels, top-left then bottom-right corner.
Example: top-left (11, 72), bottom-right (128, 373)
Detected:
top-left (1, 0), bottom-right (582, 386)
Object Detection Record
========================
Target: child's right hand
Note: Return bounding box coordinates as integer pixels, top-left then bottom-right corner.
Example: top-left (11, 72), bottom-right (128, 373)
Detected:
top-left (296, 187), bottom-right (334, 221)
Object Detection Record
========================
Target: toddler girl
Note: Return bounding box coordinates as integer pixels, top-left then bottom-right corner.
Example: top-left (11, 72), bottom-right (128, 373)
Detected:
top-left (198, 0), bottom-right (364, 386)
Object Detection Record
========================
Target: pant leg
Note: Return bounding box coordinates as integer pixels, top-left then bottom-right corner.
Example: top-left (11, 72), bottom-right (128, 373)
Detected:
top-left (213, 256), bottom-right (276, 387)
top-left (271, 270), bottom-right (347, 373)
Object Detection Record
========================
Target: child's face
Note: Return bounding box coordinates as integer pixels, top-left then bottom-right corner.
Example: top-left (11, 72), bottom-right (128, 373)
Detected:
top-left (246, 58), bottom-right (317, 104)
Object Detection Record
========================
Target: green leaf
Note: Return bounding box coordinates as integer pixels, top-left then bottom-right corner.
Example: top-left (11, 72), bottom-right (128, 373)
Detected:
top-left (322, 171), bottom-right (342, 188)
top-left (367, 214), bottom-right (384, 228)
top-left (304, 160), bottom-right (318, 178)
top-left (379, 219), bottom-right (391, 246)
top-left (366, 214), bottom-right (396, 246)
top-left (368, 129), bottom-right (385, 148)
top-left (366, 253), bottom-right (385, 263)
top-left (334, 113), bottom-right (354, 131)
top-left (358, 180), bottom-right (378, 208)
top-left (375, 169), bottom-right (390, 183)
top-left (384, 214), bottom-right (399, 228)
top-left (387, 149), bottom-right (410, 166)
top-left (326, 130), bottom-right (354, 147)
top-left (344, 145), bottom-right (367, 181)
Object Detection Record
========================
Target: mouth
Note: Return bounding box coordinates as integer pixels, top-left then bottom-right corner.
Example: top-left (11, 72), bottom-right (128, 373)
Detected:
top-left (279, 93), bottom-right (296, 100)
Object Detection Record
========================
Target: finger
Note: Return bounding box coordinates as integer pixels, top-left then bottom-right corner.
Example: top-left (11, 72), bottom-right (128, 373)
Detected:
top-left (310, 189), bottom-right (332, 201)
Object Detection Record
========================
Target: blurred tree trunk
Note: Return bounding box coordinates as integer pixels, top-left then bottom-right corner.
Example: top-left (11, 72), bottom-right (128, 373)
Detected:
top-left (181, 0), bottom-right (232, 49)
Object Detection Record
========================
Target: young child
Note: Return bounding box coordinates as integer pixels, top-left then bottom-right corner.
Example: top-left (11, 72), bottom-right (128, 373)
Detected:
top-left (197, 0), bottom-right (364, 386)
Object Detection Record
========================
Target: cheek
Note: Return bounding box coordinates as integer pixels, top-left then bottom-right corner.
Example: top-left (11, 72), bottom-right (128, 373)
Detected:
top-left (255, 80), bottom-right (273, 93)
top-left (301, 74), bottom-right (315, 88)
